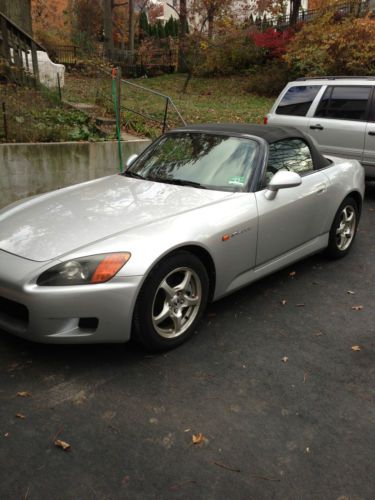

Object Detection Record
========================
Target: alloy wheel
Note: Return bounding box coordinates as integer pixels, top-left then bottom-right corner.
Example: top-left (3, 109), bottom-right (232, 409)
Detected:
top-left (336, 205), bottom-right (356, 251)
top-left (152, 267), bottom-right (202, 339)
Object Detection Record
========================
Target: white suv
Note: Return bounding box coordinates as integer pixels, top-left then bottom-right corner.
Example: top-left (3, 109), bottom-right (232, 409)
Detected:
top-left (265, 77), bottom-right (375, 179)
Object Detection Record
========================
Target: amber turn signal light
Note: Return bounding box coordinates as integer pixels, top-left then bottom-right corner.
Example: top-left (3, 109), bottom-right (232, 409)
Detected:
top-left (91, 253), bottom-right (131, 284)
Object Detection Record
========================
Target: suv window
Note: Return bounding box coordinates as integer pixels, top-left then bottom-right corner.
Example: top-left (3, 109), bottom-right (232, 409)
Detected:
top-left (265, 139), bottom-right (314, 184)
top-left (276, 85), bottom-right (321, 116)
top-left (315, 86), bottom-right (371, 121)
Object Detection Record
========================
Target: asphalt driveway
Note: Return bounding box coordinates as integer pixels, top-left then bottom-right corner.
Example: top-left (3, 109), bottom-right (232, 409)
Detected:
top-left (0, 185), bottom-right (374, 500)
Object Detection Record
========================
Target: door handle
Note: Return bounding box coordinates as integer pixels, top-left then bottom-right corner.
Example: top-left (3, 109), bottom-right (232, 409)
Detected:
top-left (310, 124), bottom-right (324, 130)
top-left (368, 131), bottom-right (375, 136)
top-left (314, 184), bottom-right (327, 195)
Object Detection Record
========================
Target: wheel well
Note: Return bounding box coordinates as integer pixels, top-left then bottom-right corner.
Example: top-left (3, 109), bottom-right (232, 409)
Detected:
top-left (346, 191), bottom-right (362, 216)
top-left (169, 245), bottom-right (216, 302)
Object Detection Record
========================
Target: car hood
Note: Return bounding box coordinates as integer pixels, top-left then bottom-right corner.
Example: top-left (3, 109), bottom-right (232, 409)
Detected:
top-left (0, 175), bottom-right (232, 262)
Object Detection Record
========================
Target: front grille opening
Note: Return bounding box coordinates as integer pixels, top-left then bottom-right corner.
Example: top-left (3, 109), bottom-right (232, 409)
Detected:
top-left (0, 296), bottom-right (29, 324)
top-left (78, 317), bottom-right (99, 331)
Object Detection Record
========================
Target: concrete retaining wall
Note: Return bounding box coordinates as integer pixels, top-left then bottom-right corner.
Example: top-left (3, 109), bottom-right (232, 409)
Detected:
top-left (0, 139), bottom-right (151, 209)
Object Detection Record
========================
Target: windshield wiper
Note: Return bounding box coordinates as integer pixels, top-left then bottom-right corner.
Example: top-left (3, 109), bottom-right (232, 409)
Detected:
top-left (150, 178), bottom-right (207, 189)
top-left (123, 171), bottom-right (145, 180)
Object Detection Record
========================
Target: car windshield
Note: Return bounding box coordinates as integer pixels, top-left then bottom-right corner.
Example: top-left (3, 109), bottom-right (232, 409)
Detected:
top-left (125, 132), bottom-right (259, 192)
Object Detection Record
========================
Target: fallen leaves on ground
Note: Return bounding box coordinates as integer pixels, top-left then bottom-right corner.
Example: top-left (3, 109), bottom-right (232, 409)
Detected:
top-left (351, 305), bottom-right (363, 311)
top-left (282, 356), bottom-right (288, 363)
top-left (54, 439), bottom-right (71, 451)
top-left (351, 345), bottom-right (362, 352)
top-left (212, 461), bottom-right (241, 472)
top-left (169, 480), bottom-right (197, 490)
top-left (7, 362), bottom-right (21, 372)
top-left (192, 433), bottom-right (206, 445)
top-left (17, 391), bottom-right (31, 398)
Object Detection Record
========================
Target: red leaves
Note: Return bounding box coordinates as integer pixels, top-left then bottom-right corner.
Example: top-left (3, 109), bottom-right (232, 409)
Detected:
top-left (250, 27), bottom-right (295, 58)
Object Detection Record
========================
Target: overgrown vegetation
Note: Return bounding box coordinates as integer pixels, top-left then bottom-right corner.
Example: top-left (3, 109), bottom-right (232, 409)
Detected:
top-left (63, 73), bottom-right (273, 139)
top-left (284, 10), bottom-right (375, 76)
top-left (0, 84), bottom-right (102, 143)
top-left (4, 2), bottom-right (374, 142)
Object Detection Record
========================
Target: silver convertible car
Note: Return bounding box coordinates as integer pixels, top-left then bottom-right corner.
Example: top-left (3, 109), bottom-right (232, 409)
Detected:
top-left (0, 124), bottom-right (365, 351)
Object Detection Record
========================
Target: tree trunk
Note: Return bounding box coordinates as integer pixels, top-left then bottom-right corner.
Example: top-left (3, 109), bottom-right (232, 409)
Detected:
top-left (178, 0), bottom-right (187, 71)
top-left (207, 7), bottom-right (215, 39)
top-left (290, 0), bottom-right (301, 28)
top-left (103, 0), bottom-right (114, 57)
top-left (128, 0), bottom-right (134, 63)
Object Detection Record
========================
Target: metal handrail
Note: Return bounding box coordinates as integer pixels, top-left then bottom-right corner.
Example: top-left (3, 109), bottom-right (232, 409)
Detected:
top-left (121, 78), bottom-right (186, 130)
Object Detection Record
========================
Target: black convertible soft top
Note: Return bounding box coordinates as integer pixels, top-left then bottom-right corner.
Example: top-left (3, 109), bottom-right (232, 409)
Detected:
top-left (171, 123), bottom-right (331, 170)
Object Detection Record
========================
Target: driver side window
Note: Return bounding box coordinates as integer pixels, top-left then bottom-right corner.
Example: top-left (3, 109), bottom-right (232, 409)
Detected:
top-left (266, 139), bottom-right (314, 184)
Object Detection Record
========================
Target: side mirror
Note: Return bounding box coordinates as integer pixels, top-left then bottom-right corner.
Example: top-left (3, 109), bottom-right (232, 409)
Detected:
top-left (265, 170), bottom-right (302, 200)
top-left (126, 154), bottom-right (138, 168)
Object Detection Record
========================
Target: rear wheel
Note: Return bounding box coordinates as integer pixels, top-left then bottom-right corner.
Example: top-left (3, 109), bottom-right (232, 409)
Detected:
top-left (327, 197), bottom-right (359, 259)
top-left (133, 251), bottom-right (209, 352)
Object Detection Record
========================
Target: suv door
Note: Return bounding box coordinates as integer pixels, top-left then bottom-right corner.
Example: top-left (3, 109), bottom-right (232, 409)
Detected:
top-left (269, 84), bottom-right (323, 133)
top-left (308, 85), bottom-right (372, 161)
top-left (363, 90), bottom-right (375, 178)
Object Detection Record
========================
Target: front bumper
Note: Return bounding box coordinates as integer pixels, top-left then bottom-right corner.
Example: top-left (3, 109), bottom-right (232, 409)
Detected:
top-left (0, 250), bottom-right (142, 344)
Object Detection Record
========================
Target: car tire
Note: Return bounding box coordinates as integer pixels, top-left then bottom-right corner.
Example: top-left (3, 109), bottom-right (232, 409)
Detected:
top-left (133, 251), bottom-right (209, 352)
top-left (327, 197), bottom-right (359, 259)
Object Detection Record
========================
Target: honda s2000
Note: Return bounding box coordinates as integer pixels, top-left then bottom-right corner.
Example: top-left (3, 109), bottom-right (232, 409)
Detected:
top-left (0, 125), bottom-right (365, 351)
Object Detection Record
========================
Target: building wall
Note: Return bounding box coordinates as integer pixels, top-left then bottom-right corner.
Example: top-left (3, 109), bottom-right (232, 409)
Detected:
top-left (0, 0), bottom-right (32, 34)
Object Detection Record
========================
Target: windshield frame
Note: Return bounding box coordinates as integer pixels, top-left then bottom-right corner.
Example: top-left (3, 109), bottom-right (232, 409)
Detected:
top-left (123, 130), bottom-right (264, 193)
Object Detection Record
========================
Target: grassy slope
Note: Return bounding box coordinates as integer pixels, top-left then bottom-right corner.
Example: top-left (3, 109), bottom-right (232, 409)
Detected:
top-left (63, 73), bottom-right (274, 138)
top-left (0, 74), bottom-right (274, 142)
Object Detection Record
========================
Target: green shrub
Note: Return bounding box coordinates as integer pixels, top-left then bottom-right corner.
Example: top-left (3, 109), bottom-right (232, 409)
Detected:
top-left (245, 62), bottom-right (297, 97)
top-left (185, 30), bottom-right (264, 77)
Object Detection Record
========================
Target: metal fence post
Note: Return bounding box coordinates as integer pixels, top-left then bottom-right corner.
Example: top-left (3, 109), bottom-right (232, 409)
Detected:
top-left (162, 98), bottom-right (169, 133)
top-left (57, 73), bottom-right (62, 101)
top-left (2, 102), bottom-right (9, 142)
top-left (116, 66), bottom-right (122, 128)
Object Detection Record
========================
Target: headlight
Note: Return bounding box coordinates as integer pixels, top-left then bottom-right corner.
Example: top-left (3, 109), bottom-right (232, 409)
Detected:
top-left (37, 253), bottom-right (131, 286)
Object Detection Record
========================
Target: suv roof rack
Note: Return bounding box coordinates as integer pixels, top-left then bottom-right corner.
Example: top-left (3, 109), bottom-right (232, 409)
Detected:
top-left (296, 76), bottom-right (375, 81)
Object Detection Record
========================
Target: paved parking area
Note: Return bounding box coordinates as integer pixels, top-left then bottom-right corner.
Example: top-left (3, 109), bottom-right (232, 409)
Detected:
top-left (1, 186), bottom-right (374, 500)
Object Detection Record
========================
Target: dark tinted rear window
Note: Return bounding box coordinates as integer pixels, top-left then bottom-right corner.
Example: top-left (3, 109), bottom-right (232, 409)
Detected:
top-left (276, 86), bottom-right (321, 116)
top-left (315, 86), bottom-right (371, 121)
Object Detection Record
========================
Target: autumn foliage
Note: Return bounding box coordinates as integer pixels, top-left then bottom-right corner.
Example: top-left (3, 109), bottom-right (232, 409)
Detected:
top-left (284, 11), bottom-right (375, 76)
top-left (251, 27), bottom-right (295, 58)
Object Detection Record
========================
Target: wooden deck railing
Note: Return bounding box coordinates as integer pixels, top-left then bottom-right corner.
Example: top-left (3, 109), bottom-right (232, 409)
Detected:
top-left (0, 11), bottom-right (45, 84)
